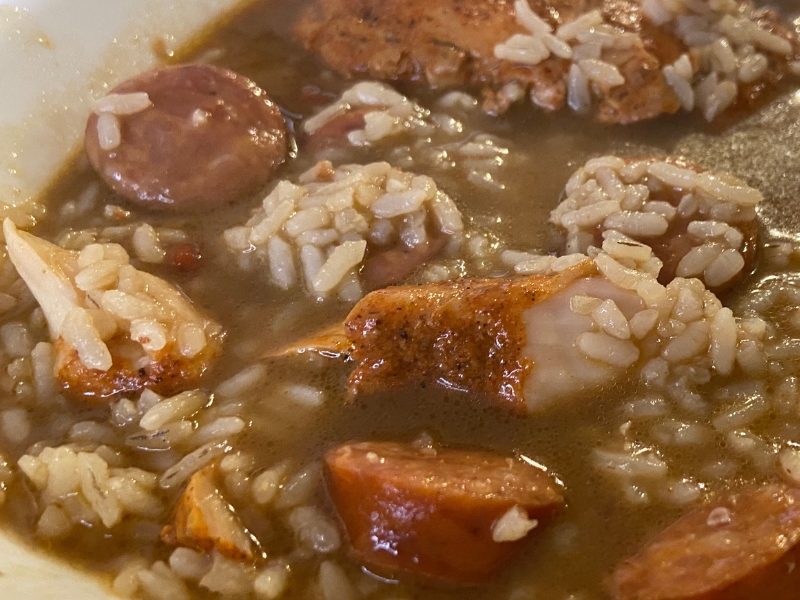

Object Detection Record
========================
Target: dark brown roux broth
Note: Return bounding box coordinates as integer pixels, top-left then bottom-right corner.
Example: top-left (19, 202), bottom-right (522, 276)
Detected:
top-left (4, 1), bottom-right (800, 598)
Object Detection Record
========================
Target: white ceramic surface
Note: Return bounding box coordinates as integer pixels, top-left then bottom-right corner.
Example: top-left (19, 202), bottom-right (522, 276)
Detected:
top-left (0, 1), bottom-right (252, 596)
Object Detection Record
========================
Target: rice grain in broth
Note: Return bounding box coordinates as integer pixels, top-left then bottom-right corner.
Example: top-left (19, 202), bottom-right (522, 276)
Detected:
top-left (3, 1), bottom-right (800, 599)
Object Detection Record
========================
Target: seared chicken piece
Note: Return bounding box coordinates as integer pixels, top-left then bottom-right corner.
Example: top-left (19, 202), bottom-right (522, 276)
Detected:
top-left (224, 160), bottom-right (462, 299)
top-left (3, 219), bottom-right (222, 401)
top-left (296, 0), bottom-right (799, 123)
top-left (345, 258), bottom-right (642, 412)
top-left (296, 0), bottom-right (677, 123)
top-left (345, 243), bottom-right (760, 412)
top-left (161, 465), bottom-right (257, 561)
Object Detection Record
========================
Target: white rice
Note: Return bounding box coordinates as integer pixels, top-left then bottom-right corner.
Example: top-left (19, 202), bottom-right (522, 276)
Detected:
top-left (550, 156), bottom-right (760, 290)
top-left (251, 463), bottom-right (288, 505)
top-left (318, 561), bottom-right (357, 600)
top-left (159, 441), bottom-right (229, 489)
top-left (274, 463), bottom-right (321, 510)
top-left (288, 505), bottom-right (341, 553)
top-left (132, 224), bottom-right (166, 264)
top-left (18, 444), bottom-right (163, 530)
top-left (92, 92), bottom-right (153, 116)
top-left (645, 0), bottom-right (797, 120)
top-left (225, 162), bottom-right (464, 299)
top-left (96, 113), bottom-right (122, 151)
top-left (491, 505), bottom-right (539, 542)
top-left (496, 0), bottom-right (798, 119)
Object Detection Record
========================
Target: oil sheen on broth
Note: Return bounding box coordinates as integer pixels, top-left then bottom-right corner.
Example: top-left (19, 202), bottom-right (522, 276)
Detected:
top-left (3, 1), bottom-right (800, 600)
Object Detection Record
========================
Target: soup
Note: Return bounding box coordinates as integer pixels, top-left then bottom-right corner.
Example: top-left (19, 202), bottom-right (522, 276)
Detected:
top-left (2, 1), bottom-right (800, 599)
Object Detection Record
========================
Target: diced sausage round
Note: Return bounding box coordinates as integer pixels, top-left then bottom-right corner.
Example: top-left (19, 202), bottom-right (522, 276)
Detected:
top-left (324, 440), bottom-right (564, 584)
top-left (85, 64), bottom-right (287, 211)
top-left (608, 484), bottom-right (800, 600)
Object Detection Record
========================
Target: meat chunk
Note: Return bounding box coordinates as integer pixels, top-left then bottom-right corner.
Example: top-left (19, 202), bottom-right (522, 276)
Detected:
top-left (3, 219), bottom-right (222, 401)
top-left (224, 160), bottom-right (463, 299)
top-left (550, 156), bottom-right (761, 293)
top-left (608, 485), bottom-right (800, 600)
top-left (345, 244), bottom-right (761, 412)
top-left (162, 465), bottom-right (258, 561)
top-left (345, 259), bottom-right (644, 413)
top-left (295, 0), bottom-right (678, 123)
top-left (296, 0), bottom-right (800, 124)
top-left (85, 64), bottom-right (287, 211)
top-left (325, 440), bottom-right (563, 584)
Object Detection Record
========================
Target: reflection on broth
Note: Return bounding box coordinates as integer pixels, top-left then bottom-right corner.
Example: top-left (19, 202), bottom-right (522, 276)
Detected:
top-left (3, 1), bottom-right (800, 600)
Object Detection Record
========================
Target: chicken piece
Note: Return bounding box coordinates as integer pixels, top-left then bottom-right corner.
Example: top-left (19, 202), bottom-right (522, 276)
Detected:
top-left (296, 0), bottom-right (800, 123)
top-left (296, 0), bottom-right (680, 123)
top-left (3, 219), bottom-right (222, 401)
top-left (325, 440), bottom-right (563, 584)
top-left (345, 243), bottom-right (758, 412)
top-left (161, 465), bottom-right (257, 561)
top-left (608, 484), bottom-right (800, 600)
top-left (550, 155), bottom-right (761, 293)
top-left (346, 258), bottom-right (645, 413)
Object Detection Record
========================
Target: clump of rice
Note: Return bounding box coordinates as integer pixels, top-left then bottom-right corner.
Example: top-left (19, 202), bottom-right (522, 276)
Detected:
top-left (495, 0), bottom-right (798, 119)
top-left (117, 386), bottom-right (243, 458)
top-left (549, 155), bottom-right (761, 290)
top-left (494, 2), bottom-right (643, 113)
top-left (4, 219), bottom-right (221, 372)
top-left (644, 0), bottom-right (798, 120)
top-left (224, 161), bottom-right (463, 300)
top-left (303, 82), bottom-right (514, 191)
top-left (17, 445), bottom-right (162, 531)
top-left (303, 81), bottom-right (425, 144)
top-left (56, 218), bottom-right (189, 266)
top-left (505, 241), bottom-right (765, 386)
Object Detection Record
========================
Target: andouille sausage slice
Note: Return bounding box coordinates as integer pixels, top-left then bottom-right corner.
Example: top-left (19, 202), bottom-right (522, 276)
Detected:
top-left (85, 64), bottom-right (287, 211)
top-left (609, 484), bottom-right (800, 600)
top-left (325, 441), bottom-right (564, 584)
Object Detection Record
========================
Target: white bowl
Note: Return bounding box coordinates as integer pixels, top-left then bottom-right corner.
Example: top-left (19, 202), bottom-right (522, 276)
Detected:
top-left (0, 1), bottom-right (251, 596)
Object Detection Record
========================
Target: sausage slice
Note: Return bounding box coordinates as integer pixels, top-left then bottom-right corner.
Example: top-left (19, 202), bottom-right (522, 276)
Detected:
top-left (85, 64), bottom-right (287, 211)
top-left (324, 440), bottom-right (564, 584)
top-left (609, 484), bottom-right (800, 600)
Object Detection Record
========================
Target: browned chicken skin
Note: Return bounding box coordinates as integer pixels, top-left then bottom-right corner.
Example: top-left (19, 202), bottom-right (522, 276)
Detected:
top-left (344, 260), bottom-right (597, 413)
top-left (295, 0), bottom-right (678, 122)
top-left (295, 0), bottom-right (799, 123)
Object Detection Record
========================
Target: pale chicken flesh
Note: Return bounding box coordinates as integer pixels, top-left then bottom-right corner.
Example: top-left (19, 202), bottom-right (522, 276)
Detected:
top-left (3, 219), bottom-right (222, 401)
